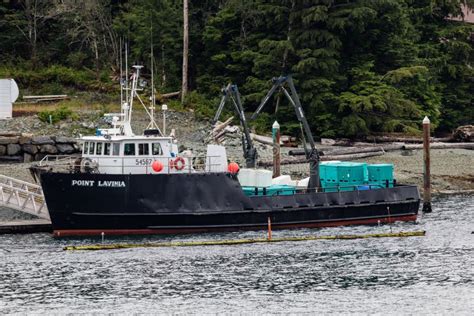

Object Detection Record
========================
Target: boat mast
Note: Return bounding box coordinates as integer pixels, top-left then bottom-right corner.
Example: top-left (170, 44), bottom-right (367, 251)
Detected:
top-left (119, 41), bottom-right (134, 135)
top-left (122, 65), bottom-right (142, 136)
top-left (147, 21), bottom-right (159, 131)
top-left (125, 41), bottom-right (129, 105)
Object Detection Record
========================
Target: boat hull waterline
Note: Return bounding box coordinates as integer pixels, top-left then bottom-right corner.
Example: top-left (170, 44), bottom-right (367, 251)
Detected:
top-left (39, 172), bottom-right (420, 237)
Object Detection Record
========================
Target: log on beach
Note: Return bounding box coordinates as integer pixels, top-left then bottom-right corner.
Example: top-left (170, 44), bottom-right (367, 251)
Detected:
top-left (366, 135), bottom-right (452, 143)
top-left (250, 133), bottom-right (283, 146)
top-left (402, 143), bottom-right (474, 150)
top-left (453, 125), bottom-right (474, 142)
top-left (322, 151), bottom-right (385, 161)
top-left (211, 117), bottom-right (234, 137)
top-left (258, 151), bottom-right (385, 167)
top-left (289, 146), bottom-right (385, 156)
top-left (351, 142), bottom-right (405, 150)
top-left (289, 141), bottom-right (471, 156)
top-left (161, 91), bottom-right (181, 99)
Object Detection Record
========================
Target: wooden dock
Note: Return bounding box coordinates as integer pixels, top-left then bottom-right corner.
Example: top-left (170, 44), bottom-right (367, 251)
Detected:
top-left (0, 219), bottom-right (52, 234)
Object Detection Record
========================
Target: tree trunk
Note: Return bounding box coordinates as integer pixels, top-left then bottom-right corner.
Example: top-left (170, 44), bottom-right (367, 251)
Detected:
top-left (181, 0), bottom-right (189, 104)
top-left (282, 0), bottom-right (294, 71)
top-left (93, 35), bottom-right (100, 80)
top-left (161, 43), bottom-right (167, 87)
top-left (25, 0), bottom-right (38, 68)
top-left (32, 13), bottom-right (37, 68)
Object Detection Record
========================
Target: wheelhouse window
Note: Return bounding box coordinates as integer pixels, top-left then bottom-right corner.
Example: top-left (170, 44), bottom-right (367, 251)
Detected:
top-left (96, 142), bottom-right (103, 155)
top-left (104, 143), bottom-right (111, 155)
top-left (138, 143), bottom-right (149, 155)
top-left (83, 142), bottom-right (89, 154)
top-left (124, 143), bottom-right (136, 156)
top-left (152, 143), bottom-right (163, 155)
top-left (88, 142), bottom-right (95, 155)
top-left (112, 143), bottom-right (120, 156)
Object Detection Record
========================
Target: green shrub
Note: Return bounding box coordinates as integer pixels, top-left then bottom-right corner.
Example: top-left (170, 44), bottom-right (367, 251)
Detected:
top-left (38, 106), bottom-right (77, 124)
top-left (0, 64), bottom-right (112, 92)
top-left (250, 112), bottom-right (271, 135)
top-left (182, 91), bottom-right (219, 119)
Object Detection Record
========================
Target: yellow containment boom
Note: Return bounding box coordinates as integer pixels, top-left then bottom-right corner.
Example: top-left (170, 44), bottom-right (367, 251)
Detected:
top-left (64, 231), bottom-right (425, 251)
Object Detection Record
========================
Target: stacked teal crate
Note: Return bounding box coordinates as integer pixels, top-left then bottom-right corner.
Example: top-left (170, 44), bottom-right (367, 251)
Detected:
top-left (319, 161), bottom-right (338, 192)
top-left (242, 185), bottom-right (297, 196)
top-left (367, 164), bottom-right (394, 188)
top-left (319, 162), bottom-right (368, 192)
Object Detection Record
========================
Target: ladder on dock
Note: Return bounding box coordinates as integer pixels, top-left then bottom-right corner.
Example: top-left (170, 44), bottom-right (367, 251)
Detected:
top-left (0, 175), bottom-right (49, 220)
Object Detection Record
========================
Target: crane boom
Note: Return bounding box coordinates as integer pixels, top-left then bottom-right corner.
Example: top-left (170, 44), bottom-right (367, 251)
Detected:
top-left (213, 84), bottom-right (257, 168)
top-left (250, 75), bottom-right (321, 189)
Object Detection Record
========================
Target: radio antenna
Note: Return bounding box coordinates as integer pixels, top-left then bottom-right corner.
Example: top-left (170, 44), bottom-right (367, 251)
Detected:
top-left (146, 20), bottom-right (159, 131)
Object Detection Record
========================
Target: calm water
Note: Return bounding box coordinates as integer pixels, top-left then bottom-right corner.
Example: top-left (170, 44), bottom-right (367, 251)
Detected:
top-left (1, 195), bottom-right (473, 314)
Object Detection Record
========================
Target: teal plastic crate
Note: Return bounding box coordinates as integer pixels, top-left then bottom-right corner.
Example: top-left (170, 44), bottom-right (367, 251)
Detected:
top-left (367, 164), bottom-right (394, 188)
top-left (320, 162), bottom-right (368, 186)
top-left (242, 185), bottom-right (296, 196)
top-left (337, 162), bottom-right (368, 184)
top-left (320, 162), bottom-right (395, 190)
top-left (321, 181), bottom-right (366, 192)
top-left (322, 186), bottom-right (371, 193)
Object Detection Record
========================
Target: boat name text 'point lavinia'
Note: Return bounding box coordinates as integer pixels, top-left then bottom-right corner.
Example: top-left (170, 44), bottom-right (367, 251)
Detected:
top-left (71, 180), bottom-right (126, 188)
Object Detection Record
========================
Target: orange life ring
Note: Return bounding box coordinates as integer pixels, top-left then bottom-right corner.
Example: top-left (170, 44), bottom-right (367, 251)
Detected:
top-left (172, 157), bottom-right (186, 171)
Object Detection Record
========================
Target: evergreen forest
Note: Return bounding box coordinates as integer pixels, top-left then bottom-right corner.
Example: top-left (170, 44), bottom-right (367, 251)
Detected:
top-left (1, 0), bottom-right (473, 137)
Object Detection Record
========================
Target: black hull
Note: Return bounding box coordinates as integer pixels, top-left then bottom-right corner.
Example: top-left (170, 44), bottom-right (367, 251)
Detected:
top-left (38, 172), bottom-right (420, 237)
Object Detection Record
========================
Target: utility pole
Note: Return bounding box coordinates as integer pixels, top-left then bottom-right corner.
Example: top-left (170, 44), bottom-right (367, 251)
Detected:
top-left (181, 0), bottom-right (189, 104)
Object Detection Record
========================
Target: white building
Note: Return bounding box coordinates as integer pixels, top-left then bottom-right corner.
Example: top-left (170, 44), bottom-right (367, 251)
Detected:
top-left (0, 79), bottom-right (19, 119)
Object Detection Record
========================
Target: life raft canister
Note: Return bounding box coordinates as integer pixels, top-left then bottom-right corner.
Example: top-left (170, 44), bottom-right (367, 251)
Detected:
top-left (171, 157), bottom-right (186, 171)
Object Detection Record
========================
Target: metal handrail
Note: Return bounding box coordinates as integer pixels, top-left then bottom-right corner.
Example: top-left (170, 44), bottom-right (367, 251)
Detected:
top-left (0, 174), bottom-right (49, 220)
top-left (36, 154), bottom-right (226, 174)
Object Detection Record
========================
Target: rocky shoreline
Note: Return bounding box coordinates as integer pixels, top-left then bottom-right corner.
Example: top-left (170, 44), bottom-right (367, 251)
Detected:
top-left (0, 134), bottom-right (80, 163)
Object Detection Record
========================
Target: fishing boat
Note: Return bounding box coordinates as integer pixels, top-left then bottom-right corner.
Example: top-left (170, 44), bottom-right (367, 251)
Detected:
top-left (30, 67), bottom-right (420, 237)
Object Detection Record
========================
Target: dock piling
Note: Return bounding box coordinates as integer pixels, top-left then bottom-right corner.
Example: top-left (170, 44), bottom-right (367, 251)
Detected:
top-left (272, 121), bottom-right (281, 178)
top-left (422, 116), bottom-right (432, 213)
top-left (267, 217), bottom-right (272, 240)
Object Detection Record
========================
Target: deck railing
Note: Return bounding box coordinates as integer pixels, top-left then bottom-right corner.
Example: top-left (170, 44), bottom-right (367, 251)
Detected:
top-left (36, 155), bottom-right (225, 175)
top-left (0, 175), bottom-right (49, 220)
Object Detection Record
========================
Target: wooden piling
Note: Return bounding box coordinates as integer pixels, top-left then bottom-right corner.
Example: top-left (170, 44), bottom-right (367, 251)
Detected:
top-left (422, 116), bottom-right (432, 213)
top-left (267, 217), bottom-right (272, 240)
top-left (272, 121), bottom-right (281, 178)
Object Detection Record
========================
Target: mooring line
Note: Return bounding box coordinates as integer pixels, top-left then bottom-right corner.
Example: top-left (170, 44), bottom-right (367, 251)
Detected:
top-left (64, 231), bottom-right (426, 251)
